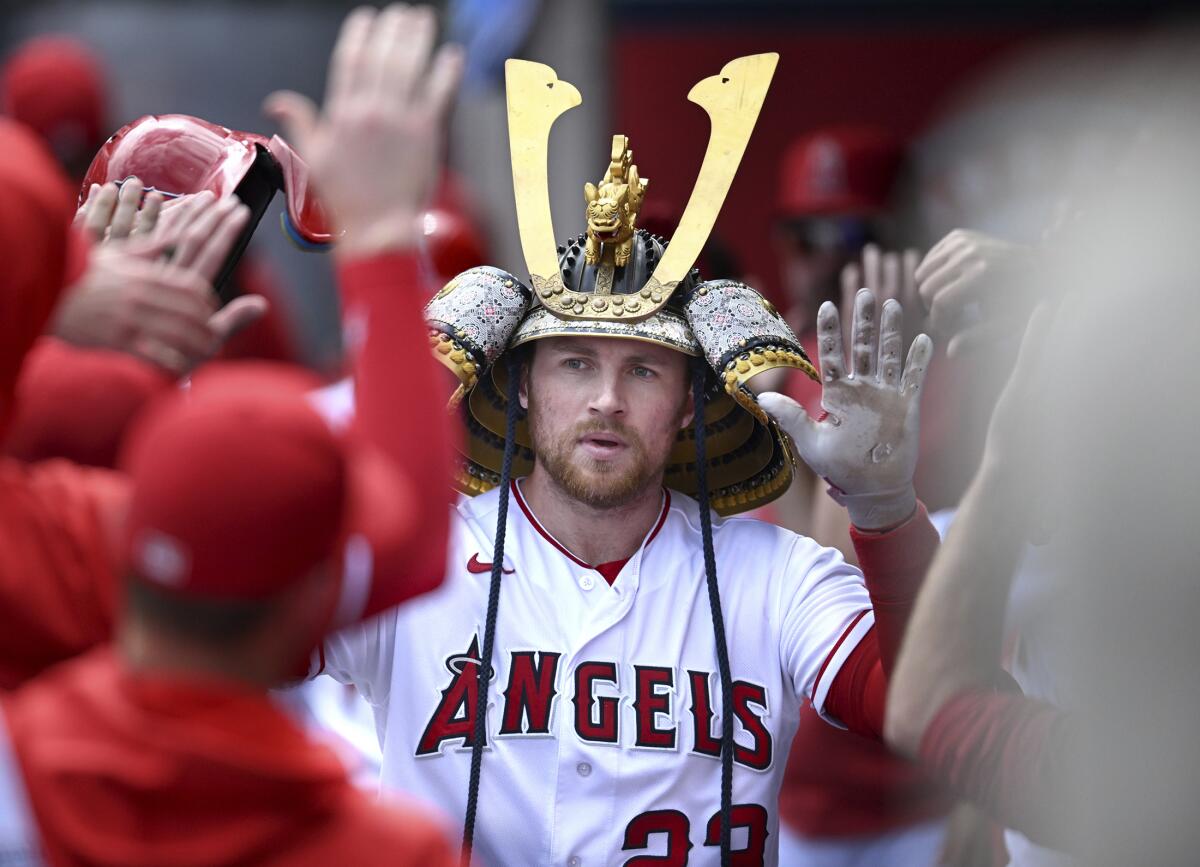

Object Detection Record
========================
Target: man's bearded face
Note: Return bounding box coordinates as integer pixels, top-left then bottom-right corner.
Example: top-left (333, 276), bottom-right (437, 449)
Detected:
top-left (522, 336), bottom-right (693, 509)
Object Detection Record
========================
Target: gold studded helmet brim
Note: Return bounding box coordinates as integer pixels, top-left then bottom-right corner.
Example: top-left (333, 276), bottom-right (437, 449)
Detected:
top-left (509, 306), bottom-right (702, 356)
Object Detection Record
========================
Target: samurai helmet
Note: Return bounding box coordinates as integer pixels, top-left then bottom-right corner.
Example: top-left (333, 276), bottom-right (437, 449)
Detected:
top-left (427, 56), bottom-right (819, 516)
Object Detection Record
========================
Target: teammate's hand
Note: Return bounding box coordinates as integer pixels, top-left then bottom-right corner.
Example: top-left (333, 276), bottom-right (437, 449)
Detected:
top-left (915, 228), bottom-right (1038, 358)
top-left (840, 243), bottom-right (924, 346)
top-left (53, 194), bottom-right (268, 376)
top-left (758, 289), bottom-right (933, 530)
top-left (264, 4), bottom-right (464, 258)
top-left (75, 178), bottom-right (165, 242)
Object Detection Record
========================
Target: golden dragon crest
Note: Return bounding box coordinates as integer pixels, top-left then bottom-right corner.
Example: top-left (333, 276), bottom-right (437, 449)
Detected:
top-left (583, 135), bottom-right (648, 267)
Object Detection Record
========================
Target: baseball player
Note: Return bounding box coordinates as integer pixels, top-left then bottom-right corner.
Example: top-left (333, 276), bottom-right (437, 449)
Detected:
top-left (282, 32), bottom-right (940, 867)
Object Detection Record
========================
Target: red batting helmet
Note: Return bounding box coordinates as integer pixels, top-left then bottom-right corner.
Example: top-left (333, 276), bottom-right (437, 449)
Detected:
top-left (81, 114), bottom-right (335, 300)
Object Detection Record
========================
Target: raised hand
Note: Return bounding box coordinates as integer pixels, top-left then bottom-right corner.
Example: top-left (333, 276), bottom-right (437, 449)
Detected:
top-left (75, 178), bottom-right (165, 242)
top-left (915, 228), bottom-right (1038, 357)
top-left (264, 4), bottom-right (464, 258)
top-left (840, 243), bottom-right (924, 347)
top-left (758, 289), bottom-right (933, 529)
top-left (53, 194), bottom-right (268, 375)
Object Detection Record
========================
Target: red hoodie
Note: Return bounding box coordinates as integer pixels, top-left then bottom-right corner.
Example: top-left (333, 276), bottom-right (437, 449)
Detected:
top-left (1, 649), bottom-right (456, 867)
top-left (0, 119), bottom-right (128, 689)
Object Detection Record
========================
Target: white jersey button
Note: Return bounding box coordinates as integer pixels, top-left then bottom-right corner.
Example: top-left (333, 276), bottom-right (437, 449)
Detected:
top-left (576, 761), bottom-right (592, 777)
top-left (567, 857), bottom-right (582, 867)
top-left (577, 574), bottom-right (595, 591)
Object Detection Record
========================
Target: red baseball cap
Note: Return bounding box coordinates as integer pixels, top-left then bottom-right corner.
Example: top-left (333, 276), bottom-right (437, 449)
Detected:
top-left (421, 207), bottom-right (488, 285)
top-left (121, 364), bottom-right (418, 630)
top-left (1, 36), bottom-right (107, 166)
top-left (777, 126), bottom-right (904, 219)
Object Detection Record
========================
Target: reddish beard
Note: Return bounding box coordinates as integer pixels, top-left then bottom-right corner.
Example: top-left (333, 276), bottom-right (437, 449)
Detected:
top-left (527, 410), bottom-right (667, 510)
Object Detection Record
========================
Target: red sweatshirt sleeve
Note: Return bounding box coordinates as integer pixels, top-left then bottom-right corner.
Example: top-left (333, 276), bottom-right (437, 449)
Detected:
top-left (0, 459), bottom-right (128, 689)
top-left (335, 253), bottom-right (456, 616)
top-left (822, 503), bottom-right (940, 737)
top-left (919, 688), bottom-right (1073, 848)
top-left (5, 338), bottom-right (173, 469)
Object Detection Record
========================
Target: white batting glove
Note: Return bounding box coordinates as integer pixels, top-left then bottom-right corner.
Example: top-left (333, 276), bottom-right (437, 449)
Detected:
top-left (758, 289), bottom-right (933, 530)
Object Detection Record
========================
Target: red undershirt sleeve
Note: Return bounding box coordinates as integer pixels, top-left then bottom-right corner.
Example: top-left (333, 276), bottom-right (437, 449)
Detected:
top-left (335, 254), bottom-right (457, 615)
top-left (818, 508), bottom-right (1071, 847)
top-left (850, 503), bottom-right (940, 676)
top-left (821, 503), bottom-right (939, 738)
top-left (822, 633), bottom-right (888, 738)
top-left (918, 688), bottom-right (1074, 848)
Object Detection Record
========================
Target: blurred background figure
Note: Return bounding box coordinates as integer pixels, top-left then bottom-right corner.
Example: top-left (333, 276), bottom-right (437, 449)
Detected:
top-left (1, 35), bottom-right (107, 182)
top-left (774, 125), bottom-right (903, 339)
top-left (886, 25), bottom-right (1200, 867)
top-left (764, 127), bottom-right (910, 550)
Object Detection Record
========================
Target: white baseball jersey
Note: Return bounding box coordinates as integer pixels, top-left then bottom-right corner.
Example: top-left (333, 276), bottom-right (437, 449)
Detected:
top-left (317, 480), bottom-right (874, 866)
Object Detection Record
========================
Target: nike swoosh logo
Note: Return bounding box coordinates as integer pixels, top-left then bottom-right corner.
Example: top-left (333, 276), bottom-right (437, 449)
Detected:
top-left (467, 554), bottom-right (514, 574)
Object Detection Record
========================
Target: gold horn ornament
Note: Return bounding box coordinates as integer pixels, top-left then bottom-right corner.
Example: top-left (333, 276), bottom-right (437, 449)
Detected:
top-left (506, 54), bottom-right (778, 323)
top-left (504, 60), bottom-right (582, 300)
top-left (637, 53), bottom-right (778, 316)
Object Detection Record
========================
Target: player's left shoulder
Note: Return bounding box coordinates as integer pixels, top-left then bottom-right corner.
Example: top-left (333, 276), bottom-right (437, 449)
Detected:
top-left (664, 488), bottom-right (818, 563)
top-left (667, 485), bottom-right (854, 581)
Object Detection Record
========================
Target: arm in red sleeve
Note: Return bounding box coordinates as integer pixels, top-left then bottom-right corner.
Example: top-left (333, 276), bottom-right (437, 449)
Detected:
top-left (336, 253), bottom-right (455, 616)
top-left (919, 688), bottom-right (1074, 849)
top-left (822, 503), bottom-right (939, 738)
top-left (850, 502), bottom-right (940, 675)
top-left (5, 338), bottom-right (173, 469)
top-left (0, 459), bottom-right (129, 688)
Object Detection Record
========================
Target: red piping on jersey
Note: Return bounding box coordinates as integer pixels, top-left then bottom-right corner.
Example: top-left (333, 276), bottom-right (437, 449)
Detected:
top-left (810, 608), bottom-right (869, 703)
top-left (645, 490), bottom-right (671, 547)
top-left (511, 480), bottom-right (671, 570)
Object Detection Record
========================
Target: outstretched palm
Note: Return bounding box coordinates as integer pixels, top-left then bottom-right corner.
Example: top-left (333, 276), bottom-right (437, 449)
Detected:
top-left (759, 289), bottom-right (933, 529)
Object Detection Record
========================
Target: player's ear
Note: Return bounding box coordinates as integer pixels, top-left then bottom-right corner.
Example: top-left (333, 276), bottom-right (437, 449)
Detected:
top-left (517, 347), bottom-right (532, 411)
top-left (678, 380), bottom-right (695, 430)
